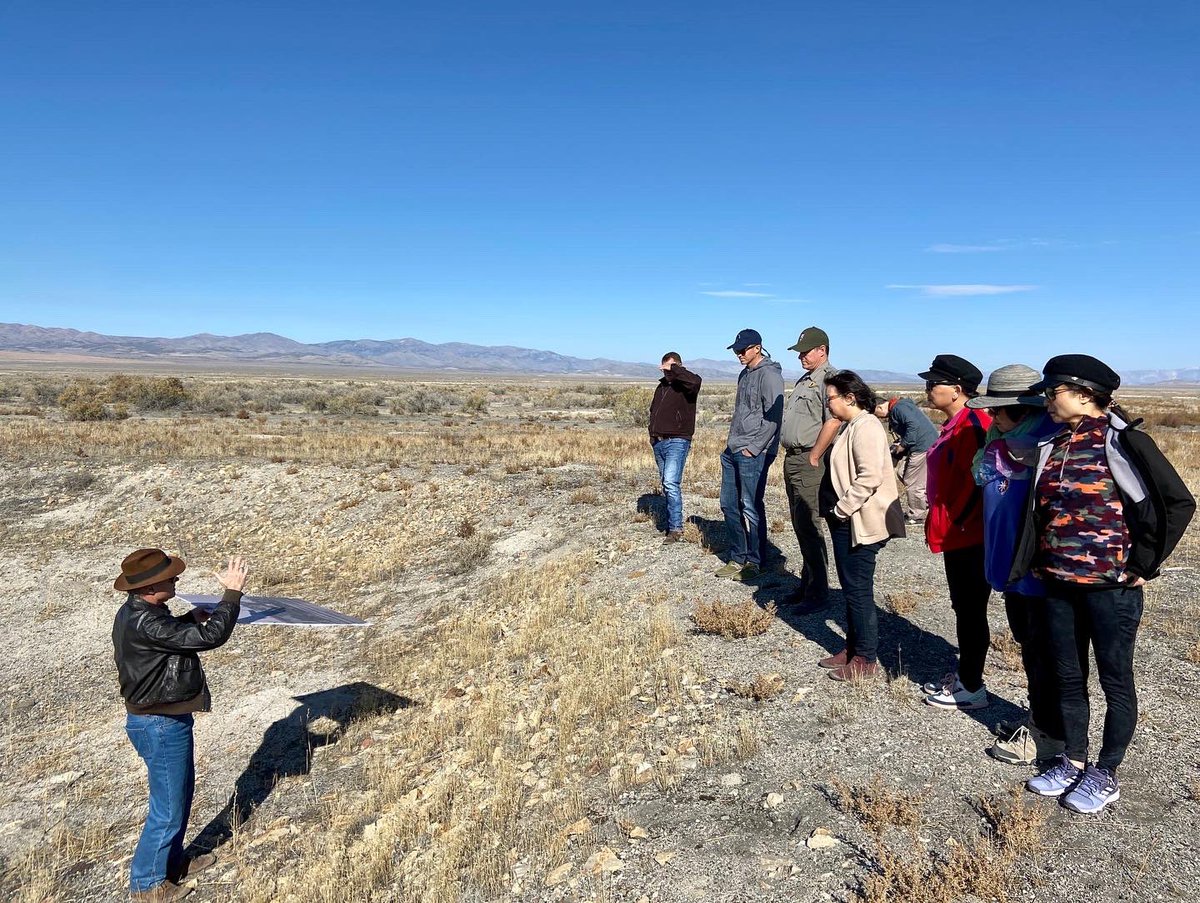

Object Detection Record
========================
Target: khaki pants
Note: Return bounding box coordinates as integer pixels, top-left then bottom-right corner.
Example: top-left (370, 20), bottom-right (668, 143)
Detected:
top-left (783, 451), bottom-right (829, 601)
top-left (896, 450), bottom-right (928, 521)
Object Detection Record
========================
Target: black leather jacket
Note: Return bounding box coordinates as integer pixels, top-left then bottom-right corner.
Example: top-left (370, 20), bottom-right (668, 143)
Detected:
top-left (112, 590), bottom-right (241, 711)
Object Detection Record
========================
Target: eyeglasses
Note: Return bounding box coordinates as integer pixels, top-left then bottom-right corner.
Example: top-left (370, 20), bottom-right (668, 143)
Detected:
top-left (1043, 386), bottom-right (1070, 400)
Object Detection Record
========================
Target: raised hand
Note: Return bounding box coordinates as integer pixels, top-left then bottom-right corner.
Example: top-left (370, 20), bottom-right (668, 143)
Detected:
top-left (215, 555), bottom-right (250, 592)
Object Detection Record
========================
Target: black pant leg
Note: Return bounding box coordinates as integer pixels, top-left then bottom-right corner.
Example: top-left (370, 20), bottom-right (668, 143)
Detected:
top-left (943, 544), bottom-right (991, 692)
top-left (1045, 588), bottom-right (1091, 763)
top-left (1086, 586), bottom-right (1143, 771)
top-left (1005, 592), bottom-right (1064, 740)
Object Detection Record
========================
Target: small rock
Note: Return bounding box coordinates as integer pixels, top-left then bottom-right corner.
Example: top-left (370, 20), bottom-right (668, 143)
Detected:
top-left (565, 817), bottom-right (592, 837)
top-left (583, 847), bottom-right (624, 875)
top-left (654, 851), bottom-right (677, 865)
top-left (544, 863), bottom-right (573, 887)
top-left (806, 828), bottom-right (841, 850)
top-left (720, 773), bottom-right (744, 787)
top-left (763, 792), bottom-right (785, 810)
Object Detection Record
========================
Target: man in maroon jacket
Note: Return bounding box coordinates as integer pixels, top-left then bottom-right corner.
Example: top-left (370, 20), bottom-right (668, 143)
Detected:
top-left (648, 352), bottom-right (703, 543)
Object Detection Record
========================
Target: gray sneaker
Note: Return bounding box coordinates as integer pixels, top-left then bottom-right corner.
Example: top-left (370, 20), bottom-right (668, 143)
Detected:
top-left (1061, 765), bottom-right (1120, 814)
top-left (1026, 755), bottom-right (1083, 797)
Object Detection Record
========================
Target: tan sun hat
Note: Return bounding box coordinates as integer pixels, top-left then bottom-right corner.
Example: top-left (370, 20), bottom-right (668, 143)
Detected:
top-left (114, 548), bottom-right (187, 591)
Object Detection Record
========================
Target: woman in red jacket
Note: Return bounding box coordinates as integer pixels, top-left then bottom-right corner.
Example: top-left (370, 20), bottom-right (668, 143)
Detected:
top-left (918, 354), bottom-right (993, 710)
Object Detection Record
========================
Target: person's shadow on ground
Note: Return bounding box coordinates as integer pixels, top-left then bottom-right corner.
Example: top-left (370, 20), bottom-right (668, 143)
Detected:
top-left (188, 681), bottom-right (414, 854)
top-left (686, 515), bottom-right (789, 570)
top-left (750, 561), bottom-right (1025, 733)
top-left (636, 493), bottom-right (667, 532)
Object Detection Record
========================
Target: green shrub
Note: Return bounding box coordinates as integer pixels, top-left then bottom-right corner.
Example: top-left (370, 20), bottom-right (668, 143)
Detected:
top-left (612, 386), bottom-right (654, 427)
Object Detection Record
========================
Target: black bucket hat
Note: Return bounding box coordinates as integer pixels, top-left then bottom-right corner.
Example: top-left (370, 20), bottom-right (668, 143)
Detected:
top-left (1027, 354), bottom-right (1121, 395)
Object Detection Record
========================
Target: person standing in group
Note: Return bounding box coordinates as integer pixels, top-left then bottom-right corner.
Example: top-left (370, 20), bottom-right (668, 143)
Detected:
top-left (779, 326), bottom-right (840, 612)
top-left (1016, 356), bottom-right (1194, 814)
top-left (113, 549), bottom-right (250, 901)
top-left (647, 352), bottom-right (703, 544)
top-left (966, 365), bottom-right (1066, 766)
top-left (817, 370), bottom-right (906, 681)
top-left (917, 354), bottom-right (994, 711)
top-left (716, 328), bottom-right (784, 582)
top-left (873, 394), bottom-right (938, 525)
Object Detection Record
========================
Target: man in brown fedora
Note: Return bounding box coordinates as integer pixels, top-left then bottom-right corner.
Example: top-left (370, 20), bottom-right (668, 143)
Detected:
top-left (113, 549), bottom-right (249, 902)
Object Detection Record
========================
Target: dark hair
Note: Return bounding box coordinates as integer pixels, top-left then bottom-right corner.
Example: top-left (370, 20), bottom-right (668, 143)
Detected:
top-left (1066, 384), bottom-right (1112, 410)
top-left (661, 351), bottom-right (682, 364)
top-left (824, 369), bottom-right (877, 411)
top-left (997, 404), bottom-right (1033, 422)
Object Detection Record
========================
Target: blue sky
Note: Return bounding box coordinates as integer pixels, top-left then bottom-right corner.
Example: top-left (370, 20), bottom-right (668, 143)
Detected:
top-left (1, 1), bottom-right (1197, 374)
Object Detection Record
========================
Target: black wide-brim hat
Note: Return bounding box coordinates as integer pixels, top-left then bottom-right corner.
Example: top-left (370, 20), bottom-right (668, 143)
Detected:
top-left (1027, 354), bottom-right (1121, 395)
top-left (114, 548), bottom-right (187, 591)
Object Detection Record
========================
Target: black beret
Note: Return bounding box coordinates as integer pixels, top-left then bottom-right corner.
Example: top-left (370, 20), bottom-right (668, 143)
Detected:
top-left (917, 353), bottom-right (983, 392)
top-left (1029, 354), bottom-right (1121, 395)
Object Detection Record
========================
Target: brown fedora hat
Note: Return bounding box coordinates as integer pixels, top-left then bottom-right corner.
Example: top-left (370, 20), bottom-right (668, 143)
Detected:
top-left (114, 548), bottom-right (186, 592)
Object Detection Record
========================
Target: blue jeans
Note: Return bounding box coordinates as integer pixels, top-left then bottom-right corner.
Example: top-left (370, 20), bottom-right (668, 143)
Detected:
top-left (827, 518), bottom-right (884, 662)
top-left (126, 713), bottom-right (196, 892)
top-left (719, 447), bottom-right (776, 567)
top-left (652, 438), bottom-right (692, 531)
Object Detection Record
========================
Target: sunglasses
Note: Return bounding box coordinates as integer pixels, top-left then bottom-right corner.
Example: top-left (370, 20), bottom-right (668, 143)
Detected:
top-left (925, 380), bottom-right (957, 390)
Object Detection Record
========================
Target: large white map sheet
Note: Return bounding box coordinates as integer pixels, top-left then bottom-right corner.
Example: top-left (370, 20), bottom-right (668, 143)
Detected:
top-left (177, 594), bottom-right (368, 627)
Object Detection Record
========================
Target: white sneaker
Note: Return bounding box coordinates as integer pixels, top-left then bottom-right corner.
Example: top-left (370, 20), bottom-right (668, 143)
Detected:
top-left (924, 678), bottom-right (989, 710)
top-left (920, 671), bottom-right (957, 695)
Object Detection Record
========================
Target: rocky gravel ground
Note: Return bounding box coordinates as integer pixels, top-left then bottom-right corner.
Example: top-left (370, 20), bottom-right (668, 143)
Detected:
top-left (2, 423), bottom-right (1199, 902)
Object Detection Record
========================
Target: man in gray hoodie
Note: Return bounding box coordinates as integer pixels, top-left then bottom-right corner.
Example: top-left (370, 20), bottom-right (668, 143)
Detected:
top-left (716, 329), bottom-right (785, 581)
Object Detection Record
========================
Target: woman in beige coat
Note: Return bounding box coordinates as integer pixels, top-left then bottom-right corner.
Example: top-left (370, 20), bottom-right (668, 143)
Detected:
top-left (817, 370), bottom-right (906, 680)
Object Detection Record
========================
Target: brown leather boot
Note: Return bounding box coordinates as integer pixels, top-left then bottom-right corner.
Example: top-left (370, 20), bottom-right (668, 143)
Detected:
top-left (817, 649), bottom-right (848, 670)
top-left (130, 880), bottom-right (193, 902)
top-left (829, 656), bottom-right (880, 682)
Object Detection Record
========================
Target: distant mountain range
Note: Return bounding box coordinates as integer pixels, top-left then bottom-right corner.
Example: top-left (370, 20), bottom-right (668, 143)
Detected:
top-left (1, 323), bottom-right (1194, 386)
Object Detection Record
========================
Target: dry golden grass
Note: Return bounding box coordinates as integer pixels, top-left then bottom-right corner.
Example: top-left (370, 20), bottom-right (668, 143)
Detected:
top-left (989, 630), bottom-right (1024, 671)
top-left (691, 599), bottom-right (776, 638)
top-left (857, 788), bottom-right (1048, 903)
top-left (883, 591), bottom-right (919, 616)
top-left (219, 555), bottom-right (709, 902)
top-left (728, 672), bottom-right (786, 701)
top-left (831, 774), bottom-right (924, 836)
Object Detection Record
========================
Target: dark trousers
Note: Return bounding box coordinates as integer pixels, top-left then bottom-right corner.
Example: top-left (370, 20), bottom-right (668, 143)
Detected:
top-left (943, 544), bottom-right (991, 692)
top-left (1004, 592), bottom-right (1064, 741)
top-left (783, 451), bottom-right (829, 601)
top-left (827, 518), bottom-right (883, 662)
top-left (719, 447), bottom-right (776, 567)
top-left (1044, 584), bottom-right (1143, 771)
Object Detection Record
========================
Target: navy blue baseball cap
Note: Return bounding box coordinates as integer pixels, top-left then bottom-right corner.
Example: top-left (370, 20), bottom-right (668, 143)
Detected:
top-left (728, 328), bottom-right (763, 352)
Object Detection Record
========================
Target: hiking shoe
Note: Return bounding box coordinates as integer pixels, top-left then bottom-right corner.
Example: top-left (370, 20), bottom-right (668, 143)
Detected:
top-left (1061, 765), bottom-right (1120, 814)
top-left (714, 561), bottom-right (744, 578)
top-left (990, 725), bottom-right (1038, 765)
top-left (920, 671), bottom-right (957, 695)
top-left (131, 881), bottom-right (193, 902)
top-left (169, 852), bottom-right (217, 883)
top-left (818, 649), bottom-right (849, 670)
top-left (738, 563), bottom-right (762, 582)
top-left (1026, 754), bottom-right (1084, 797)
top-left (829, 656), bottom-right (880, 682)
top-left (662, 531), bottom-right (684, 545)
top-left (994, 717), bottom-right (1028, 738)
top-left (924, 678), bottom-right (989, 710)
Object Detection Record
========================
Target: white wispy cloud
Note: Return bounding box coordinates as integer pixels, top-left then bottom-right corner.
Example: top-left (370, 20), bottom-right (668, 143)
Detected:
top-left (887, 284), bottom-right (1038, 297)
top-left (926, 243), bottom-right (1008, 254)
top-left (700, 290), bottom-right (775, 298)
